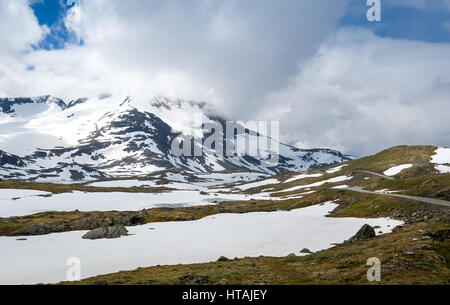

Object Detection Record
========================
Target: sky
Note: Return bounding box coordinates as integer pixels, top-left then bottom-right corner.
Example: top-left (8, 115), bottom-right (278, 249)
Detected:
top-left (0, 0), bottom-right (450, 156)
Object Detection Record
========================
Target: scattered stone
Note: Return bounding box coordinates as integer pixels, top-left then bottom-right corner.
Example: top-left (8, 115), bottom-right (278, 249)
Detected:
top-left (16, 238), bottom-right (27, 241)
top-left (82, 225), bottom-right (128, 240)
top-left (373, 225), bottom-right (381, 229)
top-left (300, 248), bottom-right (313, 254)
top-left (178, 274), bottom-right (211, 285)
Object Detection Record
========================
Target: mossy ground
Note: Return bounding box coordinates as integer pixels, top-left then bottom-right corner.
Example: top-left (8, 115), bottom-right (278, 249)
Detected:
top-left (0, 179), bottom-right (171, 194)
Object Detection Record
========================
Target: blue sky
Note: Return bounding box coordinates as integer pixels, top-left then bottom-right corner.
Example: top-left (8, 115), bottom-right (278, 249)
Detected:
top-left (31, 0), bottom-right (78, 49)
top-left (30, 0), bottom-right (450, 51)
top-left (341, 1), bottom-right (450, 43)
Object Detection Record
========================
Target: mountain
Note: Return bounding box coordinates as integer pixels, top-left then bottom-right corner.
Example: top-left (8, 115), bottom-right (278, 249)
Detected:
top-left (0, 95), bottom-right (349, 182)
top-left (0, 150), bottom-right (25, 167)
top-left (0, 96), bottom-right (66, 119)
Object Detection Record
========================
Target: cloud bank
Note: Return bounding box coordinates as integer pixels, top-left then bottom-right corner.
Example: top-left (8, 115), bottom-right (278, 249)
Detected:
top-left (0, 0), bottom-right (449, 156)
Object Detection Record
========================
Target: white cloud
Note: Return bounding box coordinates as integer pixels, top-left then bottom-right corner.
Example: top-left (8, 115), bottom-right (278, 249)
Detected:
top-left (259, 28), bottom-right (450, 156)
top-left (1, 1), bottom-right (450, 156)
top-left (0, 0), bottom-right (348, 109)
top-left (0, 0), bottom-right (46, 55)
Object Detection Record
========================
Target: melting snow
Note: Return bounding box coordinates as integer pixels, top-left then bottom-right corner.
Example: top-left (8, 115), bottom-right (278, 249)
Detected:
top-left (277, 176), bottom-right (352, 193)
top-left (0, 189), bottom-right (51, 200)
top-left (326, 164), bottom-right (348, 174)
top-left (283, 173), bottom-right (323, 184)
top-left (383, 164), bottom-right (413, 176)
top-left (431, 147), bottom-right (450, 173)
top-left (0, 202), bottom-right (402, 285)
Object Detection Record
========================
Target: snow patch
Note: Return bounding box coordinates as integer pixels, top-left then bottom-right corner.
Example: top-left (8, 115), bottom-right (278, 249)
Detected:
top-left (431, 147), bottom-right (450, 173)
top-left (383, 164), bottom-right (413, 176)
top-left (326, 164), bottom-right (348, 174)
top-left (0, 202), bottom-right (402, 285)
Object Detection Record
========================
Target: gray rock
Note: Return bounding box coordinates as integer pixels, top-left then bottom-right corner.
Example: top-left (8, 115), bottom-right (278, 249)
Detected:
top-left (347, 224), bottom-right (376, 243)
top-left (300, 248), bottom-right (313, 254)
top-left (12, 221), bottom-right (65, 236)
top-left (82, 225), bottom-right (128, 240)
top-left (217, 256), bottom-right (231, 262)
top-left (106, 225), bottom-right (128, 239)
top-left (82, 227), bottom-right (108, 240)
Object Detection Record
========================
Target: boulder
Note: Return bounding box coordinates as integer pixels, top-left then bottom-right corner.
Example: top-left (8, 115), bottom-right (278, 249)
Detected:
top-left (217, 256), bottom-right (231, 262)
top-left (82, 228), bottom-right (108, 240)
top-left (106, 225), bottom-right (129, 239)
top-left (82, 225), bottom-right (128, 240)
top-left (300, 248), bottom-right (313, 254)
top-left (347, 224), bottom-right (376, 243)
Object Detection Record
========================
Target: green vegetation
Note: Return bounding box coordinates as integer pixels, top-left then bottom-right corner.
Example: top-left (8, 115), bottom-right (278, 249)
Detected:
top-left (0, 179), bottom-right (171, 194)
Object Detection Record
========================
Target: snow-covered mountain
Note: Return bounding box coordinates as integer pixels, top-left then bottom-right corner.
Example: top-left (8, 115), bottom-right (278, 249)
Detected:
top-left (0, 95), bottom-right (349, 182)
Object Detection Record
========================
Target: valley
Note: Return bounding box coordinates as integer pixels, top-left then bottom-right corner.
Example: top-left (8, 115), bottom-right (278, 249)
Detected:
top-left (0, 97), bottom-right (449, 285)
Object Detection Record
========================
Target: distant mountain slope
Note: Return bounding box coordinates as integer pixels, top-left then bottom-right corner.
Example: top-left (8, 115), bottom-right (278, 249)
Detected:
top-left (0, 95), bottom-right (349, 182)
top-left (0, 150), bottom-right (25, 168)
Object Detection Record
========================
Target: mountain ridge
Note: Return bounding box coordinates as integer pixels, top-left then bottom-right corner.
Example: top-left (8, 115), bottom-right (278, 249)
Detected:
top-left (0, 95), bottom-right (349, 182)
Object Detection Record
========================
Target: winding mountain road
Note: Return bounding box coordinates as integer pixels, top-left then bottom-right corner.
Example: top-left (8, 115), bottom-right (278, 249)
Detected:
top-left (346, 186), bottom-right (450, 207)
top-left (357, 170), bottom-right (395, 180)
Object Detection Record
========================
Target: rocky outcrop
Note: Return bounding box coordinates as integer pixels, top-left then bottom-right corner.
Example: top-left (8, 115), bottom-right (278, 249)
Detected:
top-left (72, 211), bottom-right (145, 231)
top-left (82, 225), bottom-right (128, 240)
top-left (12, 221), bottom-right (65, 236)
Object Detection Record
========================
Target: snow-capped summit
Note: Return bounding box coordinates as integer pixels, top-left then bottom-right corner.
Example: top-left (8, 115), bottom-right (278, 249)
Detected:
top-left (0, 95), bottom-right (349, 182)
